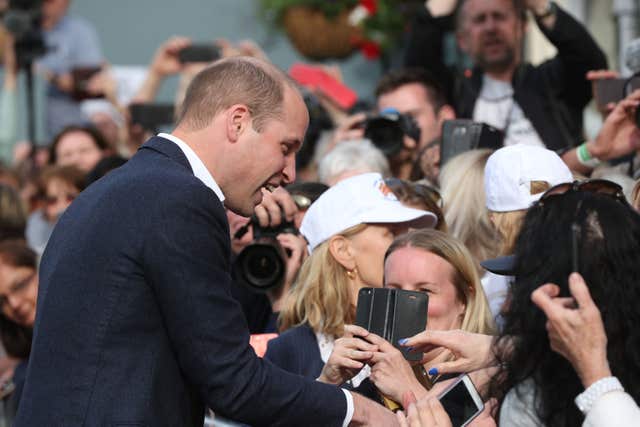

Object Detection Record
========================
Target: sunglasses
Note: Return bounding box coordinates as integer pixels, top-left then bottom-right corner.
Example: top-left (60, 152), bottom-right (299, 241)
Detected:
top-left (538, 179), bottom-right (628, 206)
top-left (384, 178), bottom-right (443, 209)
top-left (44, 193), bottom-right (76, 206)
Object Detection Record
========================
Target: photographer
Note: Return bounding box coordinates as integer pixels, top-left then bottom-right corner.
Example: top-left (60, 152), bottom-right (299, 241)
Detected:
top-left (329, 69), bottom-right (455, 184)
top-left (34, 0), bottom-right (104, 138)
top-left (230, 185), bottom-right (318, 334)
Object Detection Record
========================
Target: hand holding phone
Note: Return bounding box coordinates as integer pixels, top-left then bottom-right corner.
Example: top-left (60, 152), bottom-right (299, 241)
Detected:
top-left (437, 374), bottom-right (484, 427)
top-left (355, 287), bottom-right (428, 361)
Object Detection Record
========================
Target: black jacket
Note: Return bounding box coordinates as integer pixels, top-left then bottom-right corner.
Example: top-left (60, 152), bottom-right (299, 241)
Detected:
top-left (15, 137), bottom-right (347, 427)
top-left (404, 3), bottom-right (607, 151)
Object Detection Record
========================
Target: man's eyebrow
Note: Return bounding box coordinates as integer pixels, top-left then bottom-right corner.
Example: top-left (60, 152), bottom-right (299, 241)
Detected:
top-left (284, 138), bottom-right (302, 152)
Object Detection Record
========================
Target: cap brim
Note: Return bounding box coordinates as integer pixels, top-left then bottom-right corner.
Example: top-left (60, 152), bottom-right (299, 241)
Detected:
top-left (362, 204), bottom-right (438, 230)
top-left (480, 255), bottom-right (516, 276)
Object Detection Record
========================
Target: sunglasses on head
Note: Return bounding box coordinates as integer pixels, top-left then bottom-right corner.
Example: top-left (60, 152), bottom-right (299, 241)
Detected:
top-left (538, 179), bottom-right (628, 206)
top-left (384, 178), bottom-right (443, 209)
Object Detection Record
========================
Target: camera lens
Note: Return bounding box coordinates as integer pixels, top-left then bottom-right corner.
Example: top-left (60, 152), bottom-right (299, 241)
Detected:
top-left (234, 240), bottom-right (286, 291)
top-left (364, 117), bottom-right (405, 156)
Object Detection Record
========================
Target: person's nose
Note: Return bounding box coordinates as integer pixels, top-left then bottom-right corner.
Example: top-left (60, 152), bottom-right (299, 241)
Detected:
top-left (282, 154), bottom-right (296, 185)
top-left (6, 293), bottom-right (21, 311)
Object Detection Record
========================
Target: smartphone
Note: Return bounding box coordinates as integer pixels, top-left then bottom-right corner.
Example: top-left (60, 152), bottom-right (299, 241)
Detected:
top-left (129, 103), bottom-right (175, 131)
top-left (438, 374), bottom-right (484, 427)
top-left (289, 63), bottom-right (358, 110)
top-left (594, 77), bottom-right (640, 109)
top-left (71, 66), bottom-right (104, 101)
top-left (440, 120), bottom-right (504, 167)
top-left (355, 287), bottom-right (428, 361)
top-left (178, 44), bottom-right (221, 64)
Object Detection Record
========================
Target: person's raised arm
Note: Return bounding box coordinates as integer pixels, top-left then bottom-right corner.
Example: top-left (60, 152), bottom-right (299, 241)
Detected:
top-left (561, 89), bottom-right (640, 174)
top-left (131, 37), bottom-right (191, 104)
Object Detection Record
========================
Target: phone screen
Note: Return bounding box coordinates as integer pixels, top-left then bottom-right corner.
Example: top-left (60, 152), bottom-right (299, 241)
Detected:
top-left (439, 378), bottom-right (482, 427)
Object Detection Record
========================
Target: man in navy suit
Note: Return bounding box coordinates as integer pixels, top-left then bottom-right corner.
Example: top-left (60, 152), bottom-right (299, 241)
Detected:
top-left (15, 57), bottom-right (396, 426)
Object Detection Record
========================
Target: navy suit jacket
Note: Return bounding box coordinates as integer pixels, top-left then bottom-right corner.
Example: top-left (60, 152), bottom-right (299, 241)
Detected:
top-left (265, 325), bottom-right (380, 403)
top-left (15, 137), bottom-right (347, 426)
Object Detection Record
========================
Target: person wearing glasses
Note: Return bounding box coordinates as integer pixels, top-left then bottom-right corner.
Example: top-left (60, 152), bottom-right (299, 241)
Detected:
top-left (25, 165), bottom-right (85, 255)
top-left (0, 241), bottom-right (39, 423)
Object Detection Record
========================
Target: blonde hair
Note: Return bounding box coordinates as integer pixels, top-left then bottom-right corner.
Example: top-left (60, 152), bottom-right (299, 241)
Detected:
top-left (490, 180), bottom-right (550, 255)
top-left (386, 229), bottom-right (495, 335)
top-left (490, 210), bottom-right (525, 256)
top-left (440, 149), bottom-right (500, 272)
top-left (279, 224), bottom-right (367, 336)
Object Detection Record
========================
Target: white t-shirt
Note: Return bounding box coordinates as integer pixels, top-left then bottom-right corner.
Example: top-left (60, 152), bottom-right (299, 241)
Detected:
top-left (473, 75), bottom-right (545, 148)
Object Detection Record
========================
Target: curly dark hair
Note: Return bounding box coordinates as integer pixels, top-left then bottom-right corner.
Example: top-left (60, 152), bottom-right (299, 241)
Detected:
top-left (490, 190), bottom-right (640, 426)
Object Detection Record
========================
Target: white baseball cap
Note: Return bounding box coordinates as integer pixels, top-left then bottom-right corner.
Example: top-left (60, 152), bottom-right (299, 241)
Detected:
top-left (301, 173), bottom-right (438, 251)
top-left (484, 144), bottom-right (573, 212)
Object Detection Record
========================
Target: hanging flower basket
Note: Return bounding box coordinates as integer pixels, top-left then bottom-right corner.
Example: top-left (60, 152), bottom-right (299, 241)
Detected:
top-left (281, 6), bottom-right (360, 60)
top-left (260, 0), bottom-right (421, 61)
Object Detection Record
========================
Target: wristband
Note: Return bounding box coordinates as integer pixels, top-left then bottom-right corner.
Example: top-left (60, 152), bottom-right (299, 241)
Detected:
top-left (575, 376), bottom-right (624, 415)
top-left (576, 142), bottom-right (601, 168)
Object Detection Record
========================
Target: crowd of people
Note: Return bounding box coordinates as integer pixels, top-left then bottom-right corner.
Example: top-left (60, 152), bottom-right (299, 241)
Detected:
top-left (0, 0), bottom-right (640, 426)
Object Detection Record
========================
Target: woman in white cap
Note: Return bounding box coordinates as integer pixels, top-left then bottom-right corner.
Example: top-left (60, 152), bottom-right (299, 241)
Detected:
top-left (264, 173), bottom-right (436, 395)
top-left (482, 144), bottom-right (573, 323)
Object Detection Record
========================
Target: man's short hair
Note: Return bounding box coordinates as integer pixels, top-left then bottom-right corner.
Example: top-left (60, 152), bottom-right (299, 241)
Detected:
top-left (374, 68), bottom-right (448, 112)
top-left (456, 0), bottom-right (527, 29)
top-left (178, 57), bottom-right (292, 132)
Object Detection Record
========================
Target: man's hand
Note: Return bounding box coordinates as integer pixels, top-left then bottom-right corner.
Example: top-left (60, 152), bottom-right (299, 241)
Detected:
top-left (317, 325), bottom-right (377, 385)
top-left (587, 89), bottom-right (640, 161)
top-left (327, 113), bottom-right (367, 152)
top-left (276, 233), bottom-right (306, 285)
top-left (149, 36), bottom-right (191, 78)
top-left (399, 330), bottom-right (495, 375)
top-left (525, 0), bottom-right (551, 15)
top-left (531, 273), bottom-right (611, 388)
top-left (425, 0), bottom-right (457, 17)
top-left (349, 390), bottom-right (400, 426)
top-left (254, 187), bottom-right (298, 229)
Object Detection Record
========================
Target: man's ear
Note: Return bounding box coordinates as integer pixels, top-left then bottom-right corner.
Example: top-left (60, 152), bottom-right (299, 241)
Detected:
top-left (328, 235), bottom-right (356, 270)
top-left (226, 104), bottom-right (251, 143)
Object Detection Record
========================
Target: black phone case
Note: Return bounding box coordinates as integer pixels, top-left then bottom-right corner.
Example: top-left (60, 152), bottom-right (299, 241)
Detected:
top-left (129, 103), bottom-right (175, 131)
top-left (178, 45), bottom-right (221, 63)
top-left (355, 288), bottom-right (428, 362)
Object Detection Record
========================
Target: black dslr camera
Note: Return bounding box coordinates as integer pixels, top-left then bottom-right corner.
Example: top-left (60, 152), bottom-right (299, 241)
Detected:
top-left (2, 0), bottom-right (46, 67)
top-left (363, 108), bottom-right (421, 157)
top-left (233, 215), bottom-right (299, 292)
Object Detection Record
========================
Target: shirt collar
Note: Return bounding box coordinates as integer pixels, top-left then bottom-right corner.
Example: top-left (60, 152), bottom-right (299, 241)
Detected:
top-left (158, 133), bottom-right (225, 202)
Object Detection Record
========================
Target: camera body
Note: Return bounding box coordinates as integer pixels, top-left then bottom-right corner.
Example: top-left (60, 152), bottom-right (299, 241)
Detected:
top-left (363, 108), bottom-right (421, 157)
top-left (3, 0), bottom-right (46, 67)
top-left (233, 216), bottom-right (298, 292)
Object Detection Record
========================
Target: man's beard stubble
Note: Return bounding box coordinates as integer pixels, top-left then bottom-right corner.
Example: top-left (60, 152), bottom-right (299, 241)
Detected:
top-left (476, 45), bottom-right (516, 75)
